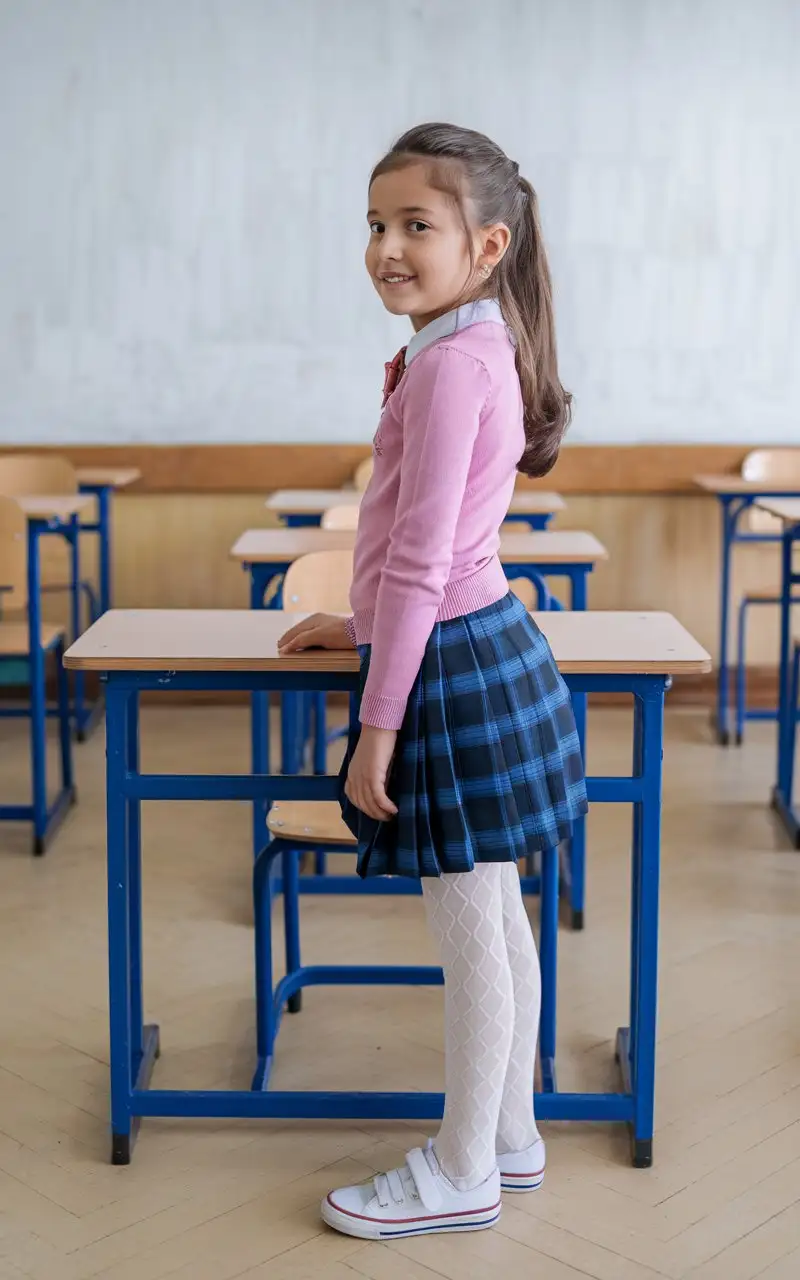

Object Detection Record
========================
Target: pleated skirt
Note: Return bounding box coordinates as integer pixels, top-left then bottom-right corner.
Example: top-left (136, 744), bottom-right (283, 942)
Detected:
top-left (338, 592), bottom-right (588, 879)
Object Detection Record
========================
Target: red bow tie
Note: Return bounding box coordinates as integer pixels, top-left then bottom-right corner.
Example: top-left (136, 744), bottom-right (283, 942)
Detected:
top-left (382, 347), bottom-right (406, 406)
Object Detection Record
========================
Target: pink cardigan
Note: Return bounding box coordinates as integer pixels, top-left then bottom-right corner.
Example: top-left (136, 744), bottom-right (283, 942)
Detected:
top-left (349, 300), bottom-right (525, 731)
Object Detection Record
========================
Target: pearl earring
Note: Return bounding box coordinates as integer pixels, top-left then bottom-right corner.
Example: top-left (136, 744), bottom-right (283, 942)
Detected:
top-left (479, 265), bottom-right (492, 279)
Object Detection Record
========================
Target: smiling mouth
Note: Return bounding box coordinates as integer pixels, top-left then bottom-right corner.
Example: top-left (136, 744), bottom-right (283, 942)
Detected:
top-left (380, 275), bottom-right (416, 285)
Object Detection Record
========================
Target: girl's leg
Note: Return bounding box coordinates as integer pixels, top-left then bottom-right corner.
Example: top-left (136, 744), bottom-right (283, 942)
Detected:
top-left (422, 863), bottom-right (515, 1190)
top-left (496, 862), bottom-right (542, 1155)
top-left (321, 862), bottom-right (510, 1238)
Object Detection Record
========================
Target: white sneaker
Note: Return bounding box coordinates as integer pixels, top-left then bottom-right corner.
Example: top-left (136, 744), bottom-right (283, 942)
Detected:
top-left (497, 1136), bottom-right (546, 1192)
top-left (321, 1140), bottom-right (501, 1240)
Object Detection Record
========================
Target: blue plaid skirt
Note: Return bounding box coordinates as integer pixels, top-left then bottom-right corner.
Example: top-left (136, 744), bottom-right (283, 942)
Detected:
top-left (338, 591), bottom-right (588, 879)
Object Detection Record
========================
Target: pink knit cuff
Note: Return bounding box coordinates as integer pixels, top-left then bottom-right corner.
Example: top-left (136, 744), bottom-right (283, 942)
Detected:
top-left (359, 693), bottom-right (406, 731)
top-left (344, 616), bottom-right (357, 648)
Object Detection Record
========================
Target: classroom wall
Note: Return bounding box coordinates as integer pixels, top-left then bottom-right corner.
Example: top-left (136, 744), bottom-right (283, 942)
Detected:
top-left (1, 0), bottom-right (799, 448)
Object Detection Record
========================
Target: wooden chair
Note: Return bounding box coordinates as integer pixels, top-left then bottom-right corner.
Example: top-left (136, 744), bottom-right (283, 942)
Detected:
top-left (282, 549), bottom-right (353, 614)
top-left (0, 452), bottom-right (99, 626)
top-left (0, 453), bottom-right (78, 496)
top-left (321, 504), bottom-right (360, 531)
top-left (742, 449), bottom-right (800, 533)
top-left (0, 496), bottom-right (75, 852)
top-left (270, 550), bottom-right (356, 879)
top-left (281, 547), bottom-right (353, 771)
top-left (353, 458), bottom-right (374, 492)
top-left (735, 448), bottom-right (800, 741)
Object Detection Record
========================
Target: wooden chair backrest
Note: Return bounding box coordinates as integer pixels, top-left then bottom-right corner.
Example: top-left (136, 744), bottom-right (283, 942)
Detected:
top-left (742, 449), bottom-right (800, 534)
top-left (0, 453), bottom-right (78, 496)
top-left (282, 550), bottom-right (353, 614)
top-left (321, 504), bottom-right (360, 531)
top-left (742, 449), bottom-right (800, 484)
top-left (353, 458), bottom-right (374, 492)
top-left (0, 496), bottom-right (27, 614)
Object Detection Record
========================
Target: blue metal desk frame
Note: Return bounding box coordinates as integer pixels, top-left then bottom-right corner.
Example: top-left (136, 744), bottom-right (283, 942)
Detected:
top-left (0, 515), bottom-right (76, 851)
top-left (70, 481), bottom-right (118, 738)
top-left (102, 663), bottom-right (666, 1170)
top-left (284, 510), bottom-right (554, 532)
top-left (244, 553), bottom-right (592, 929)
top-left (772, 514), bottom-right (800, 846)
top-left (710, 488), bottom-right (800, 746)
top-left (4, 482), bottom-right (118, 743)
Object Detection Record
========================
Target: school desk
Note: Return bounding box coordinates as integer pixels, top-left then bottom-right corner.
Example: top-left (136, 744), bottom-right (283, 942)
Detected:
top-left (265, 488), bottom-right (566, 531)
top-left (13, 494), bottom-right (99, 740)
top-left (232, 527), bottom-right (606, 614)
top-left (19, 474), bottom-right (141, 739)
top-left (76, 467), bottom-right (141, 616)
top-left (64, 607), bottom-right (709, 1168)
top-left (752, 499), bottom-right (800, 847)
top-left (1, 497), bottom-right (88, 846)
top-left (694, 474), bottom-right (800, 746)
top-left (232, 526), bottom-right (609, 927)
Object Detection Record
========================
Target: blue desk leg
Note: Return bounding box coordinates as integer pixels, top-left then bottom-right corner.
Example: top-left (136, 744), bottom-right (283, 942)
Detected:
top-left (772, 524), bottom-right (800, 846)
top-left (250, 569), bottom-right (271, 856)
top-left (97, 485), bottom-right (112, 614)
top-left (567, 569), bottom-right (588, 930)
top-left (715, 496), bottom-right (755, 746)
top-left (106, 681), bottom-right (158, 1164)
top-left (127, 692), bottom-right (144, 1070)
top-left (66, 514), bottom-right (90, 740)
top-left (283, 849), bottom-right (302, 1013)
top-left (106, 683), bottom-right (134, 1163)
top-left (620, 683), bottom-right (664, 1168)
top-left (248, 562), bottom-right (303, 856)
top-left (538, 843), bottom-right (559, 1092)
top-left (27, 523), bottom-right (48, 852)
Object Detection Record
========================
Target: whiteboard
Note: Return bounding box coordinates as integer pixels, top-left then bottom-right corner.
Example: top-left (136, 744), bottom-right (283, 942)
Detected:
top-left (0, 0), bottom-right (798, 446)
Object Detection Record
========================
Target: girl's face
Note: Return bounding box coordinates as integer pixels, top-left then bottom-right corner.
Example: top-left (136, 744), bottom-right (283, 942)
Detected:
top-left (365, 163), bottom-right (481, 332)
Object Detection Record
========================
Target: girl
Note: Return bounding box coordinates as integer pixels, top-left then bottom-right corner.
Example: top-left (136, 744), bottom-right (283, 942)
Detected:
top-left (279, 122), bottom-right (587, 1240)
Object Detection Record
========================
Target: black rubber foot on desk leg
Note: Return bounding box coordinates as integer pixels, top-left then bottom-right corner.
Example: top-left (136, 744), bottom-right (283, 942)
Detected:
top-left (718, 729), bottom-right (730, 746)
top-left (735, 732), bottom-right (743, 746)
top-left (77, 729), bottom-right (86, 744)
top-left (112, 1133), bottom-right (131, 1165)
top-left (33, 837), bottom-right (45, 856)
top-left (571, 908), bottom-right (584, 931)
top-left (632, 1137), bottom-right (652, 1169)
top-left (288, 992), bottom-right (302, 1014)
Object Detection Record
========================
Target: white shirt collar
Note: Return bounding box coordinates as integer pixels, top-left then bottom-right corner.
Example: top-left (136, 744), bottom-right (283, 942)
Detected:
top-left (405, 299), bottom-right (508, 366)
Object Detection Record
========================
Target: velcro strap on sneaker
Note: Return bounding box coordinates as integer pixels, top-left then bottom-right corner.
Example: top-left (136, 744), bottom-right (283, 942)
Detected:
top-left (405, 1147), bottom-right (443, 1212)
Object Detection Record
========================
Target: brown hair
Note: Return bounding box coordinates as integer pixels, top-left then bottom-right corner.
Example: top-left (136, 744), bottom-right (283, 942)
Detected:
top-left (371, 123), bottom-right (571, 478)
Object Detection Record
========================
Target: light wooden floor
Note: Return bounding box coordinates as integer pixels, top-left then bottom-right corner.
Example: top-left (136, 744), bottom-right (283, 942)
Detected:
top-left (1, 704), bottom-right (799, 1280)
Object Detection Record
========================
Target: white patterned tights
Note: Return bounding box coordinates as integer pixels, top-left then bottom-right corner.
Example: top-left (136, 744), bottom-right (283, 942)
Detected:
top-left (422, 862), bottom-right (542, 1191)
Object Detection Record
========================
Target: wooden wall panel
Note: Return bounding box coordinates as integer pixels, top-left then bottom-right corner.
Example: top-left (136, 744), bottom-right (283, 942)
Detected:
top-left (4, 442), bottom-right (759, 494)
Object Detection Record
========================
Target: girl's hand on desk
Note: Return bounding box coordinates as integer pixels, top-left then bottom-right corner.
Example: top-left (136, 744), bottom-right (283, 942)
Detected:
top-left (346, 725), bottom-right (399, 821)
top-left (278, 614), bottom-right (354, 654)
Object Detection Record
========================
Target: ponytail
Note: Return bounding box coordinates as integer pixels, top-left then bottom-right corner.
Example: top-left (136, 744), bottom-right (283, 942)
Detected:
top-left (497, 177), bottom-right (572, 478)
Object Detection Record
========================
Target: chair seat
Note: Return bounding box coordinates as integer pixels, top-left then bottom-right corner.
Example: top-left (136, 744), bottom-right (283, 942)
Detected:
top-left (0, 621), bottom-right (64, 655)
top-left (267, 801), bottom-right (356, 847)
